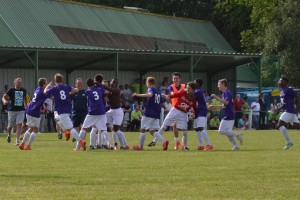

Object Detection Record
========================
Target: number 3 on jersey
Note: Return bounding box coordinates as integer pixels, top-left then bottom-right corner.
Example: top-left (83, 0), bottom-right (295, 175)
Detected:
top-left (60, 90), bottom-right (66, 100)
top-left (93, 91), bottom-right (99, 100)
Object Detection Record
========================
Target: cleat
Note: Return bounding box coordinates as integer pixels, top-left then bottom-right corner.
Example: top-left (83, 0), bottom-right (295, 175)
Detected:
top-left (7, 135), bottom-right (11, 143)
top-left (80, 139), bottom-right (86, 151)
top-left (72, 138), bottom-right (76, 142)
top-left (89, 145), bottom-right (95, 150)
top-left (232, 146), bottom-right (240, 151)
top-left (24, 145), bottom-right (31, 150)
top-left (147, 141), bottom-right (156, 147)
top-left (19, 143), bottom-right (25, 150)
top-left (125, 145), bottom-right (130, 150)
top-left (64, 130), bottom-right (70, 141)
top-left (174, 141), bottom-right (180, 150)
top-left (73, 147), bottom-right (80, 151)
top-left (102, 144), bottom-right (108, 149)
top-left (58, 134), bottom-right (62, 140)
top-left (96, 144), bottom-right (103, 149)
top-left (133, 145), bottom-right (144, 150)
top-left (205, 145), bottom-right (214, 150)
top-left (197, 146), bottom-right (205, 151)
top-left (237, 133), bottom-right (243, 145)
top-left (183, 147), bottom-right (189, 150)
top-left (114, 145), bottom-right (119, 150)
top-left (163, 140), bottom-right (169, 151)
top-left (15, 140), bottom-right (20, 146)
top-left (283, 142), bottom-right (293, 150)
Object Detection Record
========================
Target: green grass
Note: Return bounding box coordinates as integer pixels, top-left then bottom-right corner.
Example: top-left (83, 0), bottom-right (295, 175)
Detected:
top-left (0, 130), bottom-right (300, 200)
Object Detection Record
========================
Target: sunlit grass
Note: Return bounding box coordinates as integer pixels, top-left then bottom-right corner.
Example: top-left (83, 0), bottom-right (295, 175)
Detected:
top-left (0, 130), bottom-right (299, 199)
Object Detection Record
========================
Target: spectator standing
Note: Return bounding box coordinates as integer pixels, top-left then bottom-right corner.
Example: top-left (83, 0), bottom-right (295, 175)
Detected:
top-left (122, 84), bottom-right (132, 103)
top-left (233, 94), bottom-right (245, 128)
top-left (45, 97), bottom-right (56, 132)
top-left (251, 98), bottom-right (260, 129)
top-left (159, 81), bottom-right (168, 95)
top-left (242, 96), bottom-right (250, 117)
top-left (132, 78), bottom-right (141, 94)
top-left (204, 91), bottom-right (211, 102)
top-left (2, 78), bottom-right (28, 145)
top-left (1, 101), bottom-right (8, 133)
top-left (259, 93), bottom-right (267, 128)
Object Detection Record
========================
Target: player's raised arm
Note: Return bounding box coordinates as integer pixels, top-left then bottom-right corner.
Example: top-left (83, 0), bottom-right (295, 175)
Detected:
top-left (43, 81), bottom-right (52, 94)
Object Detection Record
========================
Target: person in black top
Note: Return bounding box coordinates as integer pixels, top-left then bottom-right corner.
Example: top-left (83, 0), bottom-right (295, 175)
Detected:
top-left (2, 78), bottom-right (27, 145)
top-left (71, 78), bottom-right (88, 142)
top-left (71, 78), bottom-right (88, 130)
top-left (259, 93), bottom-right (267, 129)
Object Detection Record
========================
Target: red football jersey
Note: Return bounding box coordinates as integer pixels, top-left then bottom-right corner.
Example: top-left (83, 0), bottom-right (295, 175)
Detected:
top-left (170, 90), bottom-right (196, 113)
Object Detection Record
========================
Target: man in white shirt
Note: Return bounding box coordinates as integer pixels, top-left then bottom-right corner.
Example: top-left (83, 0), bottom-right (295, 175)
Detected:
top-left (251, 98), bottom-right (260, 129)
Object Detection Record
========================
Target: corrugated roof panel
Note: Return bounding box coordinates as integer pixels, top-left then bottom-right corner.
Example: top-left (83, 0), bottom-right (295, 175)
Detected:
top-left (0, 0), bottom-right (234, 52)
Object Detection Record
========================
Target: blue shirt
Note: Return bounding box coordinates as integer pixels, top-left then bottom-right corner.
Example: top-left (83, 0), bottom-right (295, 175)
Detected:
top-left (144, 87), bottom-right (164, 119)
top-left (280, 87), bottom-right (296, 114)
top-left (222, 89), bottom-right (235, 120)
top-left (26, 87), bottom-right (50, 118)
top-left (86, 86), bottom-right (106, 115)
top-left (47, 84), bottom-right (72, 115)
top-left (72, 89), bottom-right (87, 114)
top-left (194, 88), bottom-right (207, 118)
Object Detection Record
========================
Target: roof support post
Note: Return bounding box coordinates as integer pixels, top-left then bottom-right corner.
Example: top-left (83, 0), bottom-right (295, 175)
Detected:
top-left (257, 58), bottom-right (262, 93)
top-left (139, 73), bottom-right (143, 94)
top-left (114, 53), bottom-right (119, 79)
top-left (207, 72), bottom-right (213, 94)
top-left (65, 70), bottom-right (70, 85)
top-left (189, 55), bottom-right (194, 81)
top-left (34, 50), bottom-right (39, 88)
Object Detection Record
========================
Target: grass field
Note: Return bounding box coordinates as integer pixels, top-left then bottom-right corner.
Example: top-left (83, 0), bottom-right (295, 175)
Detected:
top-left (0, 130), bottom-right (299, 200)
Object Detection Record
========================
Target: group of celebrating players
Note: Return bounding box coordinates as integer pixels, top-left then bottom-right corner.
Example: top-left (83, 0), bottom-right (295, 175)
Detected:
top-left (2, 71), bottom-right (298, 151)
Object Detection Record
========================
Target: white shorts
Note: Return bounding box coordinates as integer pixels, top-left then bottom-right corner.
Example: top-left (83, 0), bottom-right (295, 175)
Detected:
top-left (26, 114), bottom-right (41, 128)
top-left (279, 112), bottom-right (299, 125)
top-left (193, 116), bottom-right (207, 129)
top-left (219, 120), bottom-right (234, 132)
top-left (141, 116), bottom-right (160, 131)
top-left (82, 114), bottom-right (107, 131)
top-left (54, 112), bottom-right (73, 131)
top-left (106, 108), bottom-right (124, 126)
top-left (8, 111), bottom-right (25, 127)
top-left (163, 108), bottom-right (187, 130)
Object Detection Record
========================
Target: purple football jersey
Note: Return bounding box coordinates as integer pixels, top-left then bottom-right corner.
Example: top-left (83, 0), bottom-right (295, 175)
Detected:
top-left (86, 86), bottom-right (106, 115)
top-left (194, 88), bottom-right (207, 118)
top-left (144, 87), bottom-right (164, 119)
top-left (222, 89), bottom-right (235, 120)
top-left (26, 87), bottom-right (50, 117)
top-left (46, 84), bottom-right (72, 114)
top-left (280, 87), bottom-right (296, 114)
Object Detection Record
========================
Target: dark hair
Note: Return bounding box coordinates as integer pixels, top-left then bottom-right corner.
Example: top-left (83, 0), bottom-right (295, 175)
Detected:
top-left (194, 79), bottom-right (203, 87)
top-left (94, 74), bottom-right (103, 85)
top-left (187, 82), bottom-right (197, 90)
top-left (172, 72), bottom-right (181, 78)
top-left (86, 78), bottom-right (94, 87)
top-left (38, 78), bottom-right (47, 87)
top-left (218, 78), bottom-right (227, 87)
top-left (243, 96), bottom-right (248, 101)
top-left (281, 76), bottom-right (289, 83)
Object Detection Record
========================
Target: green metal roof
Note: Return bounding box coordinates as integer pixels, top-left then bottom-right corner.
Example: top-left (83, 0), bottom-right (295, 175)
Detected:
top-left (0, 0), bottom-right (234, 52)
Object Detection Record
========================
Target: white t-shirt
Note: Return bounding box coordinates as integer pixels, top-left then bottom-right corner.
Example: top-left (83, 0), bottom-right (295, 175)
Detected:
top-left (251, 102), bottom-right (260, 115)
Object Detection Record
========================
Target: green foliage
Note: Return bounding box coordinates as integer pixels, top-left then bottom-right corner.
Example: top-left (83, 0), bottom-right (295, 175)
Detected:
top-left (0, 131), bottom-right (300, 199)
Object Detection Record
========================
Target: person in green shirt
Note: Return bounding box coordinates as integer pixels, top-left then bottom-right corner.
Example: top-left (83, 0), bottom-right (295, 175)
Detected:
top-left (131, 78), bottom-right (141, 94)
top-left (209, 115), bottom-right (220, 130)
top-left (130, 107), bottom-right (142, 131)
